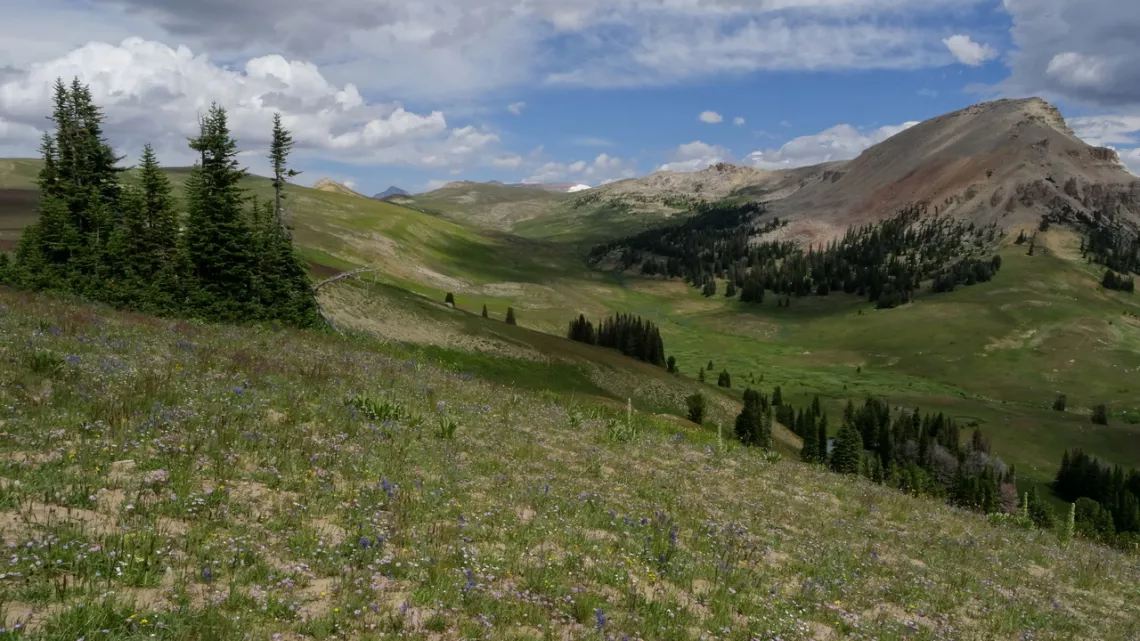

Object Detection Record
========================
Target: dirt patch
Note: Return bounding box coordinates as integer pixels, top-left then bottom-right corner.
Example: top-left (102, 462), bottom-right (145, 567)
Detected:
top-left (1, 501), bottom-right (117, 536)
top-left (0, 450), bottom-right (62, 464)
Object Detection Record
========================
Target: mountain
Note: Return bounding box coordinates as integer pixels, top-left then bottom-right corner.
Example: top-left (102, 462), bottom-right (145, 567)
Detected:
top-left (312, 177), bottom-right (366, 198)
top-left (760, 97), bottom-right (1140, 243)
top-left (373, 185), bottom-right (408, 200)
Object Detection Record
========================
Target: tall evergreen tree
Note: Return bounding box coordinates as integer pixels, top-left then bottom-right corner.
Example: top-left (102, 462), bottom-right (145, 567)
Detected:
top-left (269, 112), bottom-right (299, 224)
top-left (182, 103), bottom-right (258, 320)
top-left (800, 416), bottom-right (820, 463)
top-left (506, 307), bottom-right (518, 325)
top-left (482, 304), bottom-right (489, 319)
top-left (830, 420), bottom-right (863, 475)
top-left (817, 414), bottom-right (829, 463)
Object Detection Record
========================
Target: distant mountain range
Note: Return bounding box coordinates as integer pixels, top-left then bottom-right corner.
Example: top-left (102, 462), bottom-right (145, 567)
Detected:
top-left (373, 186), bottom-right (409, 200)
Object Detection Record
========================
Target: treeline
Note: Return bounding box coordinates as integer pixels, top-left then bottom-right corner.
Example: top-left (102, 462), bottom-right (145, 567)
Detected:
top-left (1054, 449), bottom-right (1140, 546)
top-left (567, 313), bottom-right (666, 367)
top-left (589, 201), bottom-right (1002, 309)
top-left (0, 79), bottom-right (320, 326)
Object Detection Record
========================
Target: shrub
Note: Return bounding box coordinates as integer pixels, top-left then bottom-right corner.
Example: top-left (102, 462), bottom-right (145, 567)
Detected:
top-left (445, 292), bottom-right (455, 306)
top-left (505, 307), bottom-right (517, 325)
top-left (1091, 404), bottom-right (1109, 425)
top-left (685, 393), bottom-right (706, 424)
top-left (1053, 394), bottom-right (1067, 412)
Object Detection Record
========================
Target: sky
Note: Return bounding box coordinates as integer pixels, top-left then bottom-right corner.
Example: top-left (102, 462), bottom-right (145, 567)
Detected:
top-left (1, 0), bottom-right (1139, 195)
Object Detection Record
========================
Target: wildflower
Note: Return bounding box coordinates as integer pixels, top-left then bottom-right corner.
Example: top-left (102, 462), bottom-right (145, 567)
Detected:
top-left (595, 608), bottom-right (606, 631)
top-left (359, 536), bottom-right (371, 549)
top-left (202, 567), bottom-right (213, 582)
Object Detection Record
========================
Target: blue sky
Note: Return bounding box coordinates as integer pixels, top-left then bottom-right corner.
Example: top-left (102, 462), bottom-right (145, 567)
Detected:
top-left (1, 0), bottom-right (1139, 195)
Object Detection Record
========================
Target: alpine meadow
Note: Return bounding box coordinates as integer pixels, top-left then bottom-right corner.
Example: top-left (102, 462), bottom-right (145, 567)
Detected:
top-left (3, 7), bottom-right (1140, 640)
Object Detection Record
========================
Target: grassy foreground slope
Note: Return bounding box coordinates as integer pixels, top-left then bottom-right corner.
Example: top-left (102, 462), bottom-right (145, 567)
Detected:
top-left (2, 288), bottom-right (1140, 640)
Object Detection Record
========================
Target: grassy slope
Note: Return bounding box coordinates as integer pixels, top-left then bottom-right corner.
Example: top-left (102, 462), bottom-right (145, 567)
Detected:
top-left (5, 158), bottom-right (1140, 486)
top-left (3, 288), bottom-right (1140, 640)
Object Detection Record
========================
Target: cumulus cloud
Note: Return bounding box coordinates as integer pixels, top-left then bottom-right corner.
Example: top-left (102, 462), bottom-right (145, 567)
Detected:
top-left (699, 111), bottom-right (723, 124)
top-left (744, 121), bottom-right (918, 169)
top-left (492, 155), bottom-right (524, 169)
top-left (1115, 147), bottom-right (1140, 175)
top-left (522, 152), bottom-right (635, 184)
top-left (1069, 115), bottom-right (1140, 147)
top-left (0, 37), bottom-right (507, 172)
top-left (942, 34), bottom-right (997, 67)
top-left (658, 141), bottom-right (731, 172)
top-left (1002, 0), bottom-right (1140, 107)
top-left (3, 0), bottom-right (992, 100)
top-left (733, 117), bottom-right (746, 126)
top-left (507, 101), bottom-right (527, 115)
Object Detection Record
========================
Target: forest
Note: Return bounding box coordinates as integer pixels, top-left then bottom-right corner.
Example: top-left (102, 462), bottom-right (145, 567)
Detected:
top-left (0, 78), bottom-right (320, 326)
top-left (589, 201), bottom-right (1003, 308)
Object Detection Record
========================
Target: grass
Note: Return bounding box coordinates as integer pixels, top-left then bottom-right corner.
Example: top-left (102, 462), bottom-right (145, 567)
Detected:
top-left (2, 288), bottom-right (1140, 640)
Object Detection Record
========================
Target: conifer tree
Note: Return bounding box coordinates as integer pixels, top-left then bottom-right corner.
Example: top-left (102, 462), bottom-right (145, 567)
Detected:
top-left (830, 420), bottom-right (863, 474)
top-left (698, 369), bottom-right (706, 383)
top-left (506, 307), bottom-right (518, 325)
top-left (666, 356), bottom-right (677, 373)
top-left (269, 112), bottom-right (298, 224)
top-left (251, 114), bottom-right (321, 326)
top-left (445, 292), bottom-right (455, 305)
top-left (482, 304), bottom-right (489, 318)
top-left (800, 416), bottom-right (820, 462)
top-left (817, 414), bottom-right (829, 463)
top-left (182, 104), bottom-right (258, 321)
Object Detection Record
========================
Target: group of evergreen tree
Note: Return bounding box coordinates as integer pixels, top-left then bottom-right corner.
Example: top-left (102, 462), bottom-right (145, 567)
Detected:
top-left (781, 394), bottom-right (1014, 514)
top-left (1102, 270), bottom-right (1136, 293)
top-left (590, 202), bottom-right (1002, 309)
top-left (1053, 449), bottom-right (1140, 545)
top-left (0, 79), bottom-right (319, 326)
top-left (566, 313), bottom-right (666, 366)
top-left (734, 389), bottom-right (773, 448)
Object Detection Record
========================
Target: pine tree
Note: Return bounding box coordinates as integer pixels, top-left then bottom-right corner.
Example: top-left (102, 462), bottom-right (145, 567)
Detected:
top-left (686, 393), bottom-right (706, 424)
top-left (771, 386), bottom-right (783, 407)
top-left (817, 414), bottom-right (829, 463)
top-left (800, 416), bottom-right (820, 462)
top-left (698, 369), bottom-right (706, 383)
top-left (269, 112), bottom-right (299, 224)
top-left (1053, 394), bottom-right (1067, 412)
top-left (445, 292), bottom-right (455, 306)
top-left (505, 307), bottom-right (517, 325)
top-left (182, 104), bottom-right (258, 321)
top-left (482, 304), bottom-right (489, 319)
top-left (725, 280), bottom-right (737, 297)
top-left (830, 420), bottom-right (863, 475)
top-left (249, 114), bottom-right (321, 326)
top-left (666, 356), bottom-right (677, 374)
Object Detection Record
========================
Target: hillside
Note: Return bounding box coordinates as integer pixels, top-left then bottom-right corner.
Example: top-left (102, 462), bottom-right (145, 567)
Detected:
top-left (387, 181), bottom-right (571, 231)
top-left (3, 287), bottom-right (1139, 639)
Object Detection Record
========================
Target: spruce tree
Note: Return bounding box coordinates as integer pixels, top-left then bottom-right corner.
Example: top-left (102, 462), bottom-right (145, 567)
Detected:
top-left (506, 307), bottom-right (517, 325)
top-left (800, 416), bottom-right (820, 462)
top-left (667, 356), bottom-right (677, 373)
top-left (817, 414), bottom-right (829, 463)
top-left (830, 421), bottom-right (863, 475)
top-left (182, 103), bottom-right (258, 321)
top-left (445, 292), bottom-right (455, 306)
top-left (482, 304), bottom-right (489, 318)
top-left (269, 112), bottom-right (299, 224)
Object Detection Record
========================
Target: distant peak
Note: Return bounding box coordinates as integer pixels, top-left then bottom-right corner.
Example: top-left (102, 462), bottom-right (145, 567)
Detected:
top-left (312, 177), bottom-right (363, 196)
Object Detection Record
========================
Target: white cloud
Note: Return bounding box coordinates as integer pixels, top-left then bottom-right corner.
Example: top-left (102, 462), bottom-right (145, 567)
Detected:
top-left (1069, 115), bottom-right (1140, 147)
top-left (0, 37), bottom-right (507, 173)
top-left (699, 111), bottom-right (724, 124)
top-left (942, 34), bottom-right (997, 67)
top-left (522, 152), bottom-right (635, 184)
top-left (343, 179), bottom-right (357, 190)
top-left (1115, 147), bottom-right (1140, 176)
top-left (492, 155), bottom-right (524, 169)
top-left (744, 121), bottom-right (918, 169)
top-left (1002, 0), bottom-right (1140, 107)
top-left (2, 0), bottom-right (993, 101)
top-left (507, 101), bottom-right (527, 115)
top-left (733, 117), bottom-right (746, 126)
top-left (658, 141), bottom-right (731, 172)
